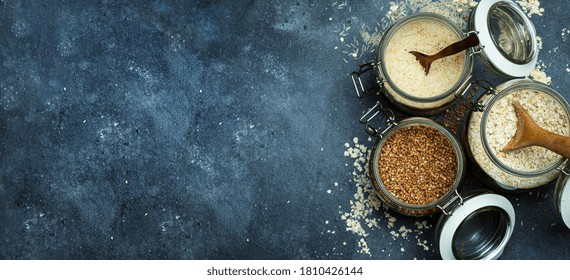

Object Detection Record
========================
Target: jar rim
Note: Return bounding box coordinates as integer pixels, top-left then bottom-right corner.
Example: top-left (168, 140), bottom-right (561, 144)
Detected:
top-left (377, 12), bottom-right (474, 103)
top-left (371, 117), bottom-right (465, 211)
top-left (486, 1), bottom-right (536, 65)
top-left (469, 0), bottom-right (538, 77)
top-left (436, 193), bottom-right (515, 260)
top-left (480, 81), bottom-right (570, 177)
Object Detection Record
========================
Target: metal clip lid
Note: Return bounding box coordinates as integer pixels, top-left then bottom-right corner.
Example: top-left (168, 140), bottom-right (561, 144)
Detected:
top-left (557, 159), bottom-right (570, 176)
top-left (465, 31), bottom-right (485, 57)
top-left (351, 62), bottom-right (383, 99)
top-left (437, 189), bottom-right (464, 216)
top-left (359, 101), bottom-right (397, 137)
top-left (462, 78), bottom-right (497, 112)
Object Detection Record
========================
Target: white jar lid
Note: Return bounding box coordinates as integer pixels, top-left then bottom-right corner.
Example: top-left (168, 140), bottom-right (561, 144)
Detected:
top-left (472, 0), bottom-right (538, 77)
top-left (437, 193), bottom-right (515, 260)
top-left (557, 173), bottom-right (570, 229)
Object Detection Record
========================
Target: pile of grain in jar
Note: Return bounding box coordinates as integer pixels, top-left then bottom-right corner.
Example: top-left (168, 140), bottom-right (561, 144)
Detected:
top-left (379, 125), bottom-right (458, 205)
top-left (384, 18), bottom-right (466, 99)
top-left (468, 87), bottom-right (570, 188)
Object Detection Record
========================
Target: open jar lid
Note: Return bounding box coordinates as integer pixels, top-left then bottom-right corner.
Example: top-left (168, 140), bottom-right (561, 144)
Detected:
top-left (435, 191), bottom-right (515, 260)
top-left (470, 0), bottom-right (538, 77)
top-left (555, 164), bottom-right (570, 229)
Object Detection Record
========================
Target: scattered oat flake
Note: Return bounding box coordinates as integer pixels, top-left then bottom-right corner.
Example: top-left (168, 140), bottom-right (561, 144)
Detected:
top-left (337, 137), bottom-right (434, 256)
top-left (530, 67), bottom-right (552, 85)
top-left (516, 0), bottom-right (544, 17)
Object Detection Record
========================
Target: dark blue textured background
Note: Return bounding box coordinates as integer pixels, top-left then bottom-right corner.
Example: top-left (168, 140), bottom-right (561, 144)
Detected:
top-left (1, 0), bottom-right (569, 259)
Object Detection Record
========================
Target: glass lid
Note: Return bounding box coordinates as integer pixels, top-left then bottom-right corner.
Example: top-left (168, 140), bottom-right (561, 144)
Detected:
top-left (555, 169), bottom-right (570, 229)
top-left (472, 0), bottom-right (538, 77)
top-left (488, 2), bottom-right (535, 64)
top-left (437, 193), bottom-right (515, 260)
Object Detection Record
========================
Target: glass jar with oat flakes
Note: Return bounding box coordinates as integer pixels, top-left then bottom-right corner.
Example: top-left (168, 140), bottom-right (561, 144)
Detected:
top-left (465, 79), bottom-right (570, 192)
top-left (361, 102), bottom-right (515, 259)
top-left (352, 0), bottom-right (538, 115)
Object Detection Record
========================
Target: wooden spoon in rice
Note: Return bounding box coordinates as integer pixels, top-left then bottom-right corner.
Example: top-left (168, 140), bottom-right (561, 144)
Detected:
top-left (409, 33), bottom-right (479, 75)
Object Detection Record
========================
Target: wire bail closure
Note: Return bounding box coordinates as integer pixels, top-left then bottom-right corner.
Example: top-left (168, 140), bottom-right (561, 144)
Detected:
top-left (462, 78), bottom-right (497, 112)
top-left (351, 62), bottom-right (383, 99)
top-left (359, 101), bottom-right (398, 137)
top-left (437, 189), bottom-right (464, 216)
top-left (465, 30), bottom-right (485, 57)
top-left (558, 159), bottom-right (570, 176)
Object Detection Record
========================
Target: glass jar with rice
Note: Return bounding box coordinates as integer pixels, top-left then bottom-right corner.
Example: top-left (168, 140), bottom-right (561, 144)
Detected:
top-left (353, 13), bottom-right (474, 115)
top-left (379, 13), bottom-right (473, 115)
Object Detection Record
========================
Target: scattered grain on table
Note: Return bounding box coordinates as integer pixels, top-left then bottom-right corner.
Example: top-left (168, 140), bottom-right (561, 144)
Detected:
top-left (337, 137), bottom-right (433, 256)
top-left (516, 0), bottom-right (544, 17)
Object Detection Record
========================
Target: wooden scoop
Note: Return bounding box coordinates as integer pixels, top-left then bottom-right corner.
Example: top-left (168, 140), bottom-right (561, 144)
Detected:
top-left (501, 101), bottom-right (570, 159)
top-left (409, 33), bottom-right (480, 75)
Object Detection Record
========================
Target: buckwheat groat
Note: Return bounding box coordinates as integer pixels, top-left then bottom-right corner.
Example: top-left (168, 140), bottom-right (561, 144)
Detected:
top-left (379, 125), bottom-right (458, 205)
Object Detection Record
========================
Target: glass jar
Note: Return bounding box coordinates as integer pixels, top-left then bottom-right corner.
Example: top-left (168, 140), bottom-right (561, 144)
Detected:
top-left (465, 79), bottom-right (570, 191)
top-left (377, 13), bottom-right (474, 115)
top-left (352, 0), bottom-right (538, 116)
top-left (360, 102), bottom-right (515, 259)
top-left (367, 116), bottom-right (466, 216)
top-left (353, 13), bottom-right (474, 116)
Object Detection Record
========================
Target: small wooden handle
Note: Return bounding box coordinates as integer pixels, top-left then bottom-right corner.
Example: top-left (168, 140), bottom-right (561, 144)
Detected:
top-left (431, 33), bottom-right (480, 61)
top-left (502, 101), bottom-right (570, 159)
top-left (535, 128), bottom-right (570, 159)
